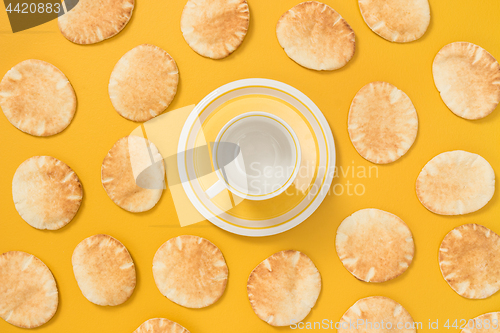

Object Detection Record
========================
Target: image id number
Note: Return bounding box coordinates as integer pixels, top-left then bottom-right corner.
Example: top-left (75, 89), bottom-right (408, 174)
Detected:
top-left (6, 2), bottom-right (61, 14)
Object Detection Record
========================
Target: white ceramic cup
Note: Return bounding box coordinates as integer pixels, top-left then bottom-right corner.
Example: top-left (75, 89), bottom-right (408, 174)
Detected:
top-left (206, 111), bottom-right (301, 200)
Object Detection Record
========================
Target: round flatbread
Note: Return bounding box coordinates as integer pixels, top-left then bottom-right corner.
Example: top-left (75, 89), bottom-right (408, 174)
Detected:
top-left (0, 59), bottom-right (76, 136)
top-left (338, 296), bottom-right (416, 332)
top-left (101, 136), bottom-right (165, 212)
top-left (462, 312), bottom-right (500, 333)
top-left (247, 250), bottom-right (321, 326)
top-left (276, 1), bottom-right (355, 71)
top-left (416, 150), bottom-right (495, 215)
top-left (336, 208), bottom-right (414, 283)
top-left (0, 251), bottom-right (58, 328)
top-left (439, 224), bottom-right (500, 299)
top-left (433, 42), bottom-right (500, 120)
top-left (109, 44), bottom-right (179, 122)
top-left (13, 156), bottom-right (83, 230)
top-left (181, 0), bottom-right (249, 59)
top-left (152, 235), bottom-right (228, 308)
top-left (348, 81), bottom-right (418, 164)
top-left (58, 0), bottom-right (134, 44)
top-left (72, 234), bottom-right (136, 306)
top-left (358, 0), bottom-right (430, 43)
top-left (134, 318), bottom-right (190, 333)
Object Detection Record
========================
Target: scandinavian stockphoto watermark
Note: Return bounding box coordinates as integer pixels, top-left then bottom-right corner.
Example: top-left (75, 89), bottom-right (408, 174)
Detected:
top-left (129, 105), bottom-right (379, 226)
top-left (130, 142), bottom-right (379, 227)
top-left (133, 152), bottom-right (378, 198)
top-left (243, 160), bottom-right (378, 198)
top-left (288, 160), bottom-right (378, 197)
top-left (289, 318), bottom-right (499, 330)
top-left (290, 319), bottom-right (422, 330)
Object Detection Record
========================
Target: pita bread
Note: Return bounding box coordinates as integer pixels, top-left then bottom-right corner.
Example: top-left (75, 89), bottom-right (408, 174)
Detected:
top-left (358, 0), bottom-right (430, 43)
top-left (134, 318), bottom-right (190, 333)
top-left (247, 250), bottom-right (321, 326)
top-left (0, 251), bottom-right (58, 328)
top-left (72, 234), bottom-right (136, 306)
top-left (433, 42), bottom-right (500, 120)
top-left (276, 1), bottom-right (355, 71)
top-left (0, 59), bottom-right (76, 136)
top-left (462, 312), bottom-right (500, 333)
top-left (152, 235), bottom-right (228, 308)
top-left (109, 44), bottom-right (179, 122)
top-left (416, 150), bottom-right (495, 215)
top-left (58, 0), bottom-right (134, 44)
top-left (101, 136), bottom-right (165, 212)
top-left (12, 156), bottom-right (83, 230)
top-left (336, 208), bottom-right (414, 283)
top-left (439, 224), bottom-right (500, 299)
top-left (338, 296), bottom-right (416, 332)
top-left (348, 81), bottom-right (418, 164)
top-left (181, 0), bottom-right (249, 59)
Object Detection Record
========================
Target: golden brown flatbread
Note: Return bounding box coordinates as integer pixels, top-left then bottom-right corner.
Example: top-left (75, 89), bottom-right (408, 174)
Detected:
top-left (247, 250), bottom-right (321, 326)
top-left (72, 234), bottom-right (136, 306)
top-left (0, 59), bottom-right (76, 136)
top-left (0, 251), bottom-right (58, 328)
top-left (462, 312), bottom-right (500, 333)
top-left (109, 44), bottom-right (179, 122)
top-left (12, 156), bottom-right (83, 230)
top-left (153, 235), bottom-right (228, 308)
top-left (133, 318), bottom-right (191, 333)
top-left (338, 296), bottom-right (416, 332)
top-left (359, 0), bottom-right (430, 42)
top-left (440, 224), bottom-right (500, 299)
top-left (276, 1), bottom-right (355, 70)
top-left (181, 0), bottom-right (249, 59)
top-left (416, 150), bottom-right (495, 215)
top-left (58, 0), bottom-right (134, 44)
top-left (101, 136), bottom-right (165, 212)
top-left (336, 208), bottom-right (414, 282)
top-left (348, 81), bottom-right (418, 164)
top-left (433, 42), bottom-right (500, 119)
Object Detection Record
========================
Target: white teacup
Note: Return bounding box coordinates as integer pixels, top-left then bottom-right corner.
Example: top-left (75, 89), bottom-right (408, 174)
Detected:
top-left (206, 112), bottom-right (301, 200)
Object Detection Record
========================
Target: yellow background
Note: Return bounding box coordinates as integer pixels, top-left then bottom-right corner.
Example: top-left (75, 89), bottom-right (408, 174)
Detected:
top-left (1, 0), bottom-right (499, 331)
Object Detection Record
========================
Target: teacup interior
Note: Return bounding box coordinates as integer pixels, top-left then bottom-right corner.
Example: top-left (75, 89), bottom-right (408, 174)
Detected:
top-left (215, 114), bottom-right (297, 197)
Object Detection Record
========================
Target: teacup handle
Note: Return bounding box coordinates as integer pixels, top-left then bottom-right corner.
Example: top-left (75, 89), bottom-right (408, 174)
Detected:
top-left (206, 179), bottom-right (226, 199)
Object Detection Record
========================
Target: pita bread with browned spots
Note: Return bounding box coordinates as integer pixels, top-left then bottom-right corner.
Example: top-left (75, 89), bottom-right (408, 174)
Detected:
top-left (358, 0), bottom-right (430, 42)
top-left (433, 42), bottom-right (500, 120)
top-left (0, 251), bottom-right (58, 328)
top-left (462, 312), bottom-right (500, 333)
top-left (72, 234), bottom-right (136, 306)
top-left (13, 156), bottom-right (83, 230)
top-left (109, 44), bottom-right (179, 122)
top-left (153, 235), bottom-right (228, 308)
top-left (58, 0), bottom-right (134, 44)
top-left (336, 208), bottom-right (414, 283)
top-left (101, 136), bottom-right (165, 212)
top-left (0, 59), bottom-right (76, 136)
top-left (134, 318), bottom-right (191, 333)
top-left (181, 0), bottom-right (249, 59)
top-left (276, 1), bottom-right (355, 71)
top-left (247, 250), bottom-right (321, 326)
top-left (338, 296), bottom-right (416, 333)
top-left (439, 224), bottom-right (500, 299)
top-left (416, 150), bottom-right (495, 215)
top-left (348, 81), bottom-right (418, 164)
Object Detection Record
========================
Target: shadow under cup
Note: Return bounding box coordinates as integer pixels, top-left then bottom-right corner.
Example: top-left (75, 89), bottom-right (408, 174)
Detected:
top-left (213, 112), bottom-right (301, 200)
